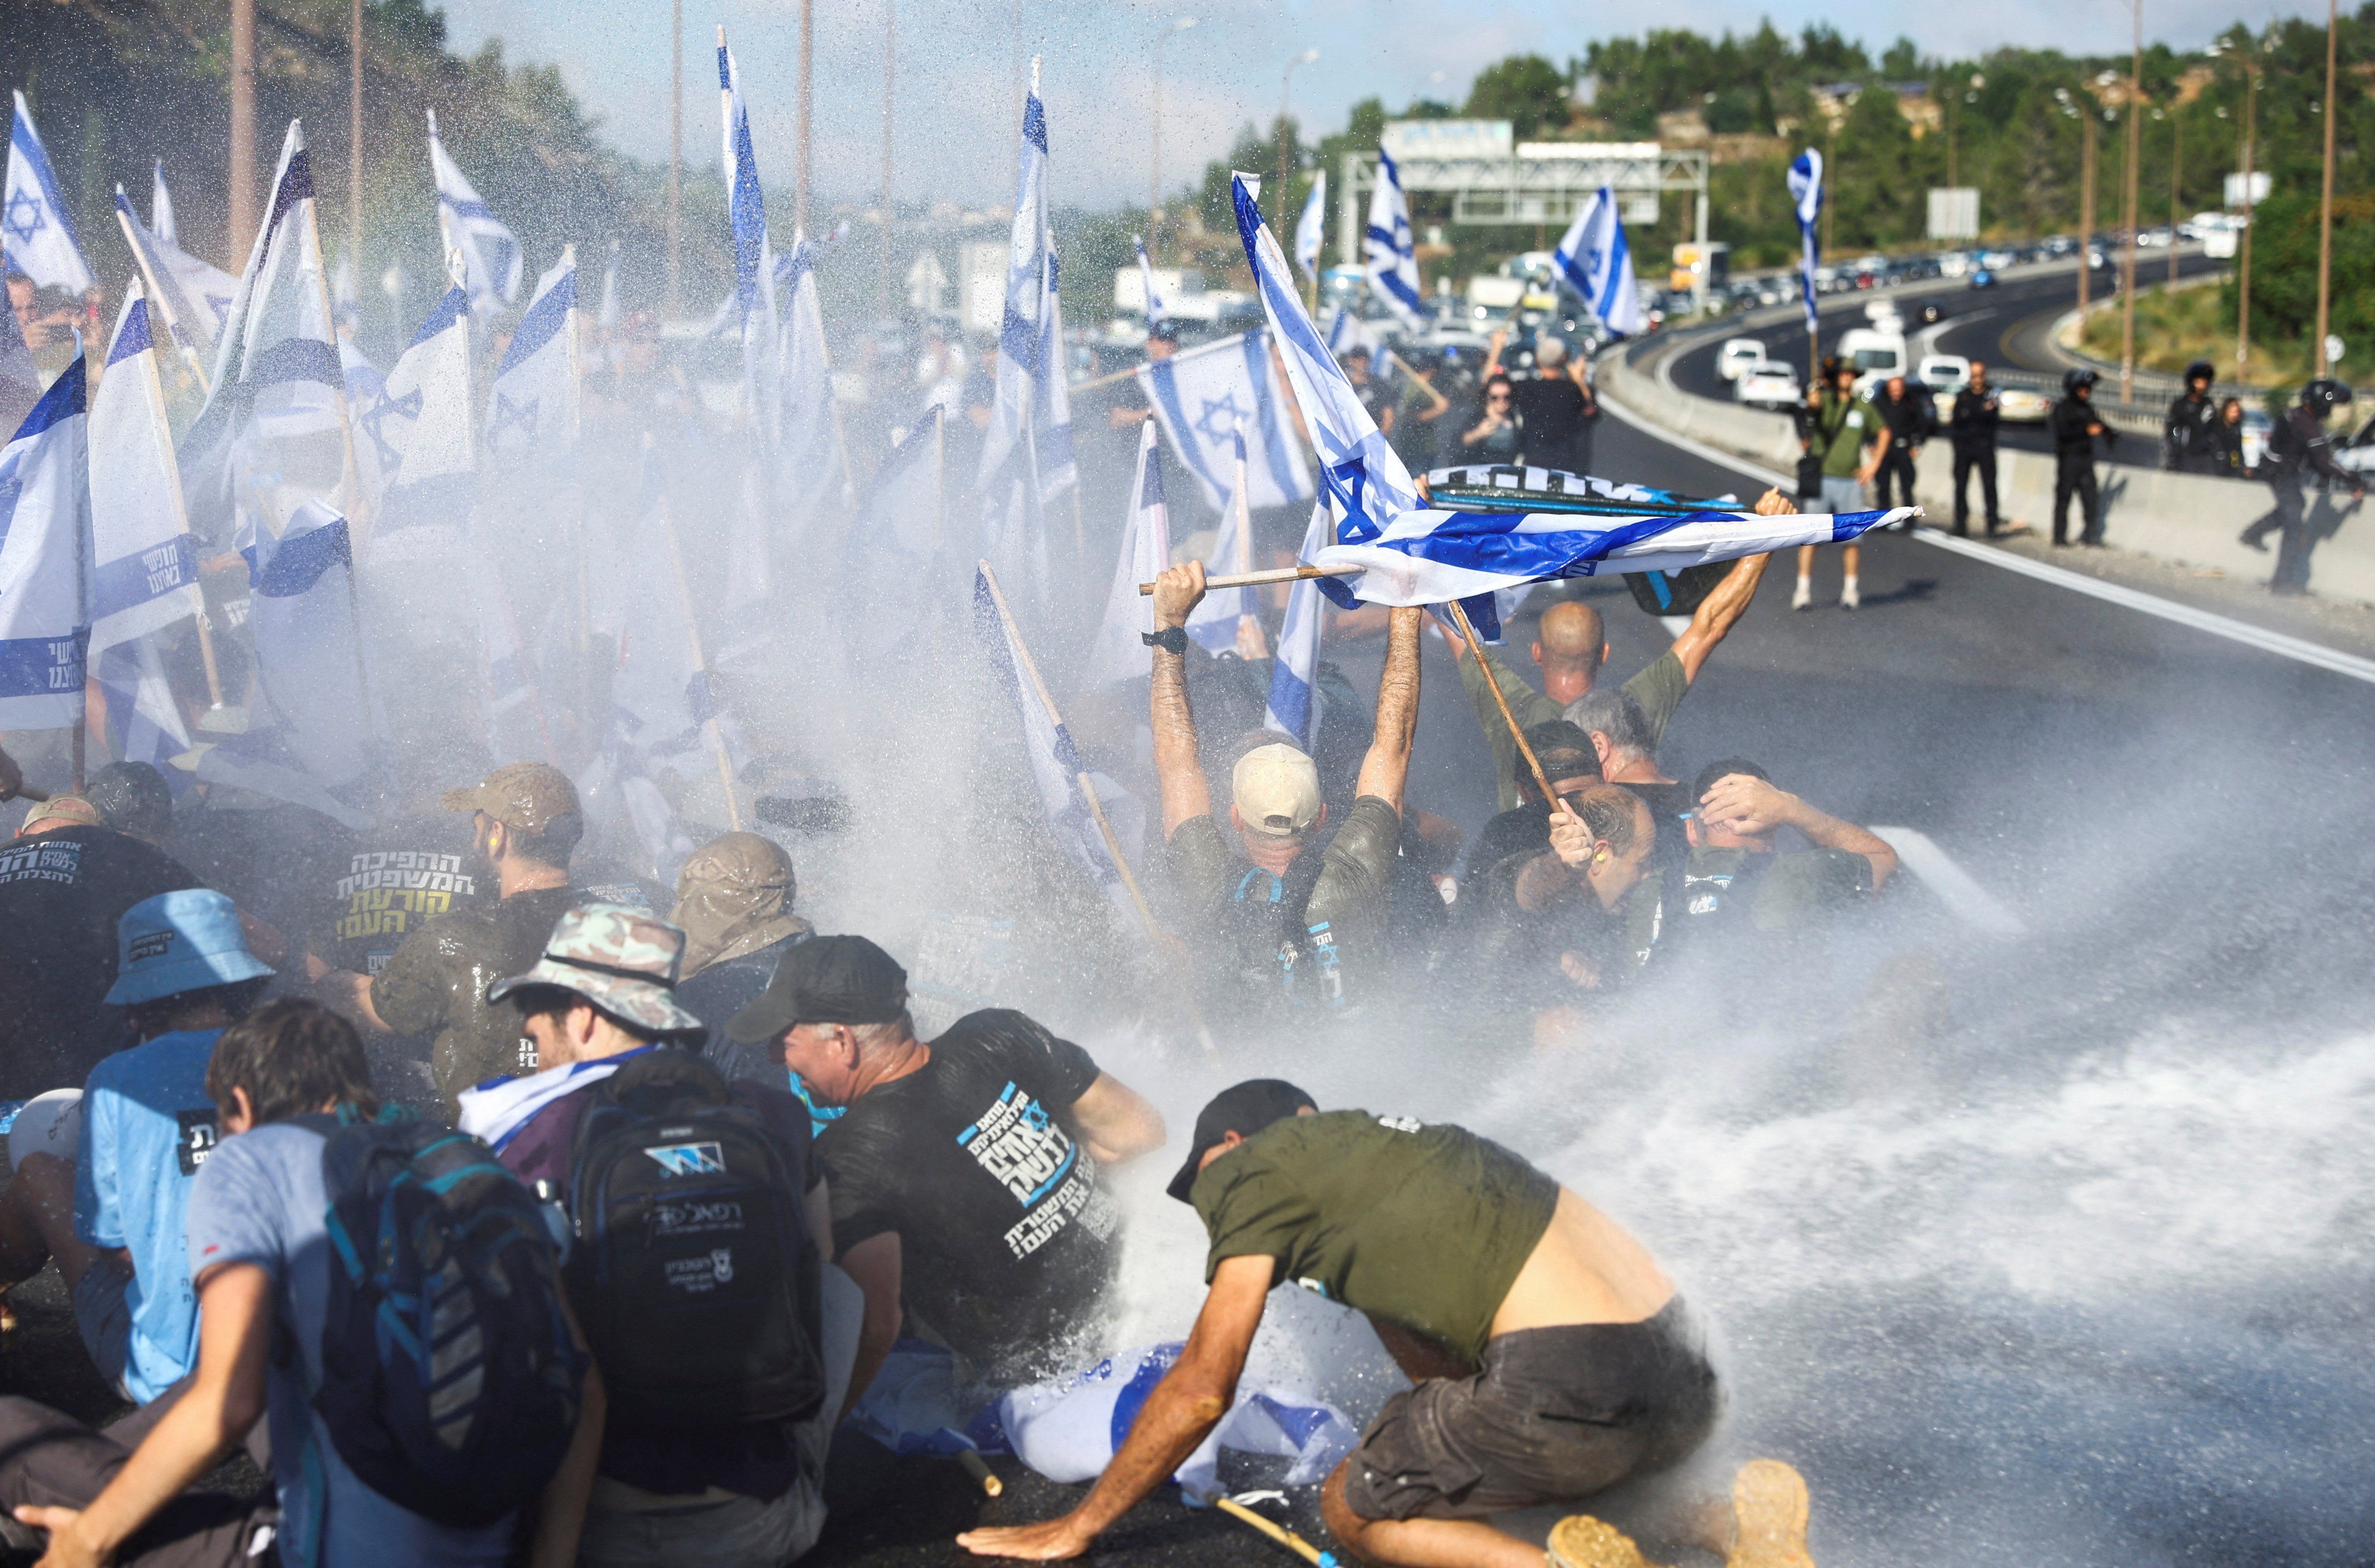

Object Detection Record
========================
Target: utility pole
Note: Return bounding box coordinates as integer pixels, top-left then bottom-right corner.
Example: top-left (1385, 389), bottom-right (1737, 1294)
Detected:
top-left (349, 0), bottom-right (363, 278)
top-left (2120, 0), bottom-right (2143, 406)
top-left (880, 0), bottom-right (895, 318)
top-left (795, 0), bottom-right (813, 238)
top-left (2078, 108), bottom-right (2095, 321)
top-left (1278, 49), bottom-right (1318, 236)
top-left (2314, 0), bottom-right (2338, 378)
top-left (2169, 109), bottom-right (2181, 284)
top-left (2237, 41), bottom-right (2257, 383)
top-left (1149, 17), bottom-right (1198, 262)
top-left (1821, 113), bottom-right (1836, 258)
top-left (667, 0), bottom-right (682, 318)
top-left (229, 0), bottom-right (257, 264)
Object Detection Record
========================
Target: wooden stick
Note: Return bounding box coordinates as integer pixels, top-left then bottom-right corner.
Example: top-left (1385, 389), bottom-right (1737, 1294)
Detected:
top-left (1140, 563), bottom-right (1358, 596)
top-left (1214, 1497), bottom-right (1339, 1568)
top-left (655, 484), bottom-right (745, 833)
top-left (954, 1448), bottom-right (1002, 1497)
top-left (1445, 597), bottom-right (1572, 822)
top-left (113, 208), bottom-right (212, 396)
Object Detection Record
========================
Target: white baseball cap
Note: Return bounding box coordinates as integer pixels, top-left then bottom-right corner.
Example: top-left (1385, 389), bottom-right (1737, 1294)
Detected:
top-left (1231, 743), bottom-right (1322, 838)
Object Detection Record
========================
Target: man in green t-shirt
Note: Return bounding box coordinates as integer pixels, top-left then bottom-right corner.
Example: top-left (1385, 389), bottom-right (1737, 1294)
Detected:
top-left (1148, 562), bottom-right (1419, 1019)
top-left (1670, 757), bottom-right (1897, 946)
top-left (1447, 501), bottom-right (1781, 815)
top-left (1795, 361), bottom-right (1886, 611)
top-left (958, 1081), bottom-right (1813, 1568)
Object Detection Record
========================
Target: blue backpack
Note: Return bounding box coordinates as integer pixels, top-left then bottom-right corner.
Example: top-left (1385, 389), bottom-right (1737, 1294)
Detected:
top-left (302, 1106), bottom-right (585, 1529)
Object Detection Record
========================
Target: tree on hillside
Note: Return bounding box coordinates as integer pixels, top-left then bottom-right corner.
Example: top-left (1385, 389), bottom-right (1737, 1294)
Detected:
top-left (1464, 55), bottom-right (1571, 139)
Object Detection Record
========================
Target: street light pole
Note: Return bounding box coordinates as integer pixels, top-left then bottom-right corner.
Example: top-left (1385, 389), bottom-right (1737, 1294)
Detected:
top-left (2314, 0), bottom-right (2338, 378)
top-left (229, 0), bottom-right (256, 264)
top-left (2237, 41), bottom-right (2257, 382)
top-left (1149, 16), bottom-right (1197, 262)
top-left (667, 0), bottom-right (682, 318)
top-left (1278, 49), bottom-right (1319, 233)
top-left (880, 0), bottom-right (895, 318)
top-left (349, 0), bottom-right (363, 277)
top-left (2079, 107), bottom-right (2096, 321)
top-left (2169, 108), bottom-right (2181, 285)
top-left (2120, 0), bottom-right (2142, 406)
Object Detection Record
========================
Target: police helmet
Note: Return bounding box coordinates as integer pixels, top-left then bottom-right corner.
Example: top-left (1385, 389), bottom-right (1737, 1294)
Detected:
top-left (2063, 367), bottom-right (2099, 394)
top-left (2185, 360), bottom-right (2216, 387)
top-left (2302, 378), bottom-right (2354, 414)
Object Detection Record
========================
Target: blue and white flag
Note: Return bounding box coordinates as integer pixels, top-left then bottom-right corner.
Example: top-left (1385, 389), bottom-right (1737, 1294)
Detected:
top-left (1230, 171), bottom-right (1418, 551)
top-left (1787, 149), bottom-right (1823, 337)
top-left (183, 121), bottom-right (356, 543)
top-left (596, 238), bottom-right (622, 378)
top-left (1184, 419), bottom-right (1254, 653)
top-left (1135, 328), bottom-right (1311, 515)
top-left (367, 285), bottom-right (476, 527)
top-left (977, 62), bottom-right (1052, 597)
top-left (1293, 170), bottom-right (1327, 282)
top-left (149, 159), bottom-right (176, 247)
top-left (775, 231), bottom-right (841, 509)
top-left (486, 252), bottom-right (578, 463)
top-left (114, 187), bottom-right (237, 364)
top-left (0, 360), bottom-right (88, 729)
top-left (1086, 420), bottom-right (1171, 685)
top-left (5, 93), bottom-right (92, 296)
top-left (1363, 148), bottom-right (1422, 323)
top-left (720, 33), bottom-right (781, 605)
top-left (975, 562), bottom-right (1142, 923)
top-left (427, 109), bottom-right (522, 316)
top-left (1134, 235), bottom-right (1166, 327)
top-left (1552, 187), bottom-right (1644, 338)
top-left (1038, 248), bottom-right (1077, 502)
top-left (1264, 501), bottom-right (1329, 750)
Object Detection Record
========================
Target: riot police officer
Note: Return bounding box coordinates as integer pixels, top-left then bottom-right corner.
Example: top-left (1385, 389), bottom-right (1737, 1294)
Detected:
top-left (1948, 360), bottom-right (2004, 536)
top-left (2163, 360), bottom-right (2222, 475)
top-left (2051, 368), bottom-right (2113, 546)
top-left (2241, 379), bottom-right (2365, 594)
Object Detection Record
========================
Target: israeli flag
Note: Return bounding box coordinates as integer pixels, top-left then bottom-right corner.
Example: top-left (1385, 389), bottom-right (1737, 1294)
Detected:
top-left (977, 65), bottom-right (1055, 598)
top-left (597, 238), bottom-right (622, 378)
top-left (4, 93), bottom-right (92, 296)
top-left (774, 231), bottom-right (841, 509)
top-left (366, 285), bottom-right (476, 526)
top-left (486, 252), bottom-right (578, 463)
top-left (427, 109), bottom-right (522, 315)
top-left (1038, 249), bottom-right (1077, 502)
top-left (720, 33), bottom-right (781, 445)
top-left (114, 188), bottom-right (238, 362)
top-left (1293, 170), bottom-right (1327, 282)
top-left (1363, 147), bottom-right (1422, 323)
top-left (1085, 421), bottom-right (1171, 685)
top-left (1552, 187), bottom-right (1644, 338)
top-left (183, 122), bottom-right (354, 540)
top-left (1183, 419), bottom-right (1254, 654)
top-left (150, 159), bottom-right (176, 247)
top-left (89, 289), bottom-right (202, 658)
top-left (0, 360), bottom-right (89, 730)
top-left (1787, 149), bottom-right (1823, 336)
top-left (1135, 235), bottom-right (1166, 327)
top-left (1263, 501), bottom-right (1329, 750)
top-left (975, 564), bottom-right (1144, 922)
top-left (1229, 171), bottom-right (1419, 552)
top-left (1135, 328), bottom-right (1311, 515)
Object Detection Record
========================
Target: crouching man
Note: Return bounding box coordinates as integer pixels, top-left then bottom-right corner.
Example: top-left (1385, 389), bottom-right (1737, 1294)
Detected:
top-left (957, 1082), bottom-right (1812, 1568)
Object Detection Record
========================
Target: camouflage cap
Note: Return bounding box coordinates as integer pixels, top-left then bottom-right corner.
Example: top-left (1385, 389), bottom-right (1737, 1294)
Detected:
top-left (16, 795), bottom-right (106, 836)
top-left (440, 762), bottom-right (582, 835)
top-left (671, 831), bottom-right (808, 977)
top-left (488, 903), bottom-right (706, 1038)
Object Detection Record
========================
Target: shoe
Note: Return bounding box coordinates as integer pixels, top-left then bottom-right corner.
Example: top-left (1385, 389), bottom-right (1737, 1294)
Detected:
top-left (1791, 582), bottom-right (1811, 611)
top-left (1839, 583), bottom-right (1859, 610)
top-left (1548, 1513), bottom-right (1666, 1568)
top-left (1725, 1459), bottom-right (1814, 1568)
top-left (2238, 530), bottom-right (2269, 554)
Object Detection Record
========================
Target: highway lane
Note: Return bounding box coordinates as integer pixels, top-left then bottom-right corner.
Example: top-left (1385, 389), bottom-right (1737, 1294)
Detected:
top-left (1659, 254), bottom-right (2229, 469)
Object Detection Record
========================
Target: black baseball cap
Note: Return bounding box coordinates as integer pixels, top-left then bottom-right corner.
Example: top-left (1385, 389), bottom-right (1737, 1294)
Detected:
top-left (86, 762), bottom-right (173, 840)
top-left (1689, 757), bottom-right (1769, 804)
top-left (726, 933), bottom-right (909, 1044)
top-left (1166, 1079), bottom-right (1317, 1204)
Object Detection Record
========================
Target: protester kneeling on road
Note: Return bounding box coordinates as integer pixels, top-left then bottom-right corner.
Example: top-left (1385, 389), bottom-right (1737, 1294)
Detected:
top-left (728, 935), bottom-right (1164, 1405)
top-left (1675, 760), bottom-right (1897, 940)
top-left (669, 831), bottom-right (816, 1085)
top-left (957, 1082), bottom-right (1812, 1568)
top-left (459, 903), bottom-right (849, 1568)
top-left (0, 891), bottom-right (272, 1407)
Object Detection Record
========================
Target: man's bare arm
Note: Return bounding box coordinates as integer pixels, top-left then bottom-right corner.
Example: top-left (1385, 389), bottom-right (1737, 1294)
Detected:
top-left (1067, 1072), bottom-right (1166, 1165)
top-left (1668, 504), bottom-right (1781, 685)
top-left (1353, 607), bottom-right (1423, 813)
top-left (1150, 563), bottom-right (1212, 836)
top-left (957, 1255), bottom-right (1276, 1560)
top-left (1698, 773), bottom-right (1899, 891)
top-left (836, 1232), bottom-right (903, 1425)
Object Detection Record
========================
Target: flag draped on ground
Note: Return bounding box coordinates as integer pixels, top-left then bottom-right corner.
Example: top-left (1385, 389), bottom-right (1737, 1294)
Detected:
top-left (977, 64), bottom-right (1052, 598)
top-left (1086, 422), bottom-right (1171, 685)
top-left (1363, 151), bottom-right (1422, 322)
top-left (5, 93), bottom-right (92, 295)
top-left (1134, 329), bottom-right (1311, 514)
top-left (1787, 149), bottom-right (1823, 338)
top-left (0, 361), bottom-right (89, 729)
top-left (486, 253), bottom-right (578, 464)
top-left (427, 109), bottom-right (521, 315)
top-left (89, 290), bottom-right (202, 772)
top-left (1264, 501), bottom-right (1330, 750)
top-left (1293, 170), bottom-right (1327, 282)
top-left (1552, 186), bottom-right (1644, 338)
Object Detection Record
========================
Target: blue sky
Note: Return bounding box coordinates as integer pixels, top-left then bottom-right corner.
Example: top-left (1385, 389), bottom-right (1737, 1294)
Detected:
top-left (437, 0), bottom-right (2331, 212)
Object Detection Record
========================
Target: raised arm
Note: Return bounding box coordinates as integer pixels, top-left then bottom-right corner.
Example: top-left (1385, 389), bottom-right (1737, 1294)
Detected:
top-left (1150, 562), bottom-right (1212, 837)
top-left (957, 1253), bottom-right (1276, 1561)
top-left (1667, 506), bottom-right (1781, 684)
top-left (1697, 773), bottom-right (1899, 892)
top-left (1353, 606), bottom-right (1423, 813)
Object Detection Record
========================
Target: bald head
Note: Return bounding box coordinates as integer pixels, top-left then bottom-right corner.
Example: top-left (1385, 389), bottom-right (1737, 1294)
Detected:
top-left (1531, 601), bottom-right (1608, 705)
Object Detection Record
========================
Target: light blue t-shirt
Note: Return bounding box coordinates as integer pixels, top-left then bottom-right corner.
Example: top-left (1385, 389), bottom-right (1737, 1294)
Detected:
top-left (187, 1122), bottom-right (516, 1568)
top-left (73, 1028), bottom-right (223, 1403)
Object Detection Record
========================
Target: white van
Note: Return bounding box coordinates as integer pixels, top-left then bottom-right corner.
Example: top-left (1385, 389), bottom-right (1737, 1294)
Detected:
top-left (1837, 327), bottom-right (1908, 396)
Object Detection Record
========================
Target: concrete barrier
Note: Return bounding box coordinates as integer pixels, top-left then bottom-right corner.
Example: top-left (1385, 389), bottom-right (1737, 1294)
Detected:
top-left (1598, 331), bottom-right (2375, 605)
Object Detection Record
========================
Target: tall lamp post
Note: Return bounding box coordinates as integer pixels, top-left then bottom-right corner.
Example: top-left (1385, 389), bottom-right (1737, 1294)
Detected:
top-left (1278, 48), bottom-right (1319, 230)
top-left (2314, 0), bottom-right (2338, 378)
top-left (2116, 0), bottom-right (2144, 407)
top-left (1148, 15), bottom-right (1198, 261)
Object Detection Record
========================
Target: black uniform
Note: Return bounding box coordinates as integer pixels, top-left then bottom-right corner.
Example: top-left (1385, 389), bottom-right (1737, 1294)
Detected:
top-left (2050, 396), bottom-right (2110, 545)
top-left (2163, 392), bottom-right (2223, 475)
top-left (1947, 384), bottom-right (2003, 535)
top-left (1869, 384), bottom-right (1931, 510)
top-left (2242, 405), bottom-right (2359, 592)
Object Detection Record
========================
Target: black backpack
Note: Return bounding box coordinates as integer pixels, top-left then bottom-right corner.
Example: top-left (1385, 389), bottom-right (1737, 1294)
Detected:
top-left (1206, 849), bottom-right (1343, 1010)
top-left (564, 1052), bottom-right (824, 1429)
top-left (306, 1107), bottom-right (585, 1529)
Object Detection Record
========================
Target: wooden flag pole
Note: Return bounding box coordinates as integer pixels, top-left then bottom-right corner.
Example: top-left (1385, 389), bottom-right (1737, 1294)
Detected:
top-left (1141, 563), bottom-right (1357, 596)
top-left (1214, 1497), bottom-right (1338, 1568)
top-left (654, 487), bottom-right (745, 833)
top-left (1445, 596), bottom-right (1574, 822)
top-left (112, 208), bottom-right (212, 397)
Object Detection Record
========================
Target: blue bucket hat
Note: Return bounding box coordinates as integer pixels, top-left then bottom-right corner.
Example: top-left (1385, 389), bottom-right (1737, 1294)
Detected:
top-left (105, 889), bottom-right (275, 1007)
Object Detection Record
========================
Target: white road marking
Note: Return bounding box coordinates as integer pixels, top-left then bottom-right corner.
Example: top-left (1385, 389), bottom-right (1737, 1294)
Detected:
top-left (1597, 390), bottom-right (2375, 687)
top-left (1869, 827), bottom-right (2029, 937)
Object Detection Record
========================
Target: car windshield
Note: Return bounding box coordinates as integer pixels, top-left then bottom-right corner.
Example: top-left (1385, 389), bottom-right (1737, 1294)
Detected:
top-left (1853, 349), bottom-right (1900, 371)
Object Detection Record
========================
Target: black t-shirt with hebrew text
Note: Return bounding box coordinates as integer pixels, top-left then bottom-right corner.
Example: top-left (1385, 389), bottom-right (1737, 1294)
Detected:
top-left (817, 1009), bottom-right (1118, 1381)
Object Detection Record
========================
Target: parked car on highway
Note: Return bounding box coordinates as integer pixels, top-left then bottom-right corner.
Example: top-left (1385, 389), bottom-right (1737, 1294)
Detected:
top-left (1717, 338), bottom-right (1768, 381)
top-left (1838, 326), bottom-right (1908, 396)
top-left (1994, 385), bottom-right (2053, 423)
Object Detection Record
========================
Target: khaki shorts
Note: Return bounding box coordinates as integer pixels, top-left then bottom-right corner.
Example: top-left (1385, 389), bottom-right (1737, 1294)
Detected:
top-left (1339, 1299), bottom-right (1719, 1522)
